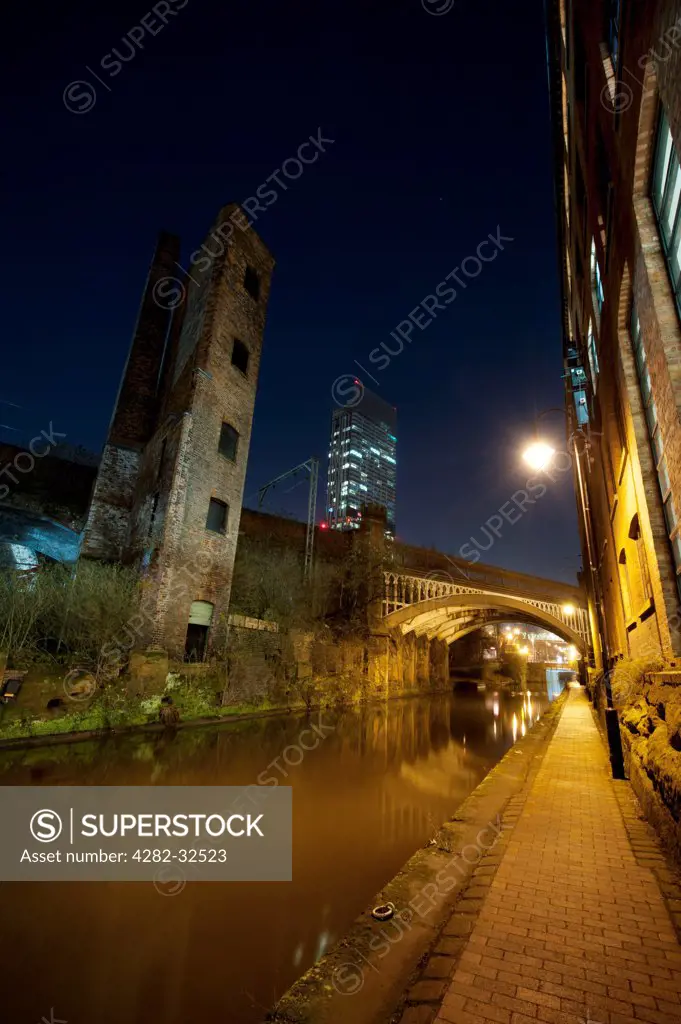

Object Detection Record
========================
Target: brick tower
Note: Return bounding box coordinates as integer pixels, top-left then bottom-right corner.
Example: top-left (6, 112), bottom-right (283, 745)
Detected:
top-left (82, 205), bottom-right (275, 658)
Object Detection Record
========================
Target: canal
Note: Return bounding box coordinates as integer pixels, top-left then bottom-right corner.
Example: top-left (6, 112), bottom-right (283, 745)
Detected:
top-left (0, 681), bottom-right (562, 1024)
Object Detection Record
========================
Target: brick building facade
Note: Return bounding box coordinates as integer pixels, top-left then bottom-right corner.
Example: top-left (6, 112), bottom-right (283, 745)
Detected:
top-left (547, 0), bottom-right (681, 848)
top-left (547, 0), bottom-right (681, 669)
top-left (82, 205), bottom-right (274, 658)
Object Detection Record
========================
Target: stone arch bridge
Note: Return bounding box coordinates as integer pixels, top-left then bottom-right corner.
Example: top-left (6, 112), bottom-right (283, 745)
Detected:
top-left (383, 567), bottom-right (590, 655)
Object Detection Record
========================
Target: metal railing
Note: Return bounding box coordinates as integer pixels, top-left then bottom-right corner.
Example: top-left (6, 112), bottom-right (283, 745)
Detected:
top-left (383, 571), bottom-right (591, 647)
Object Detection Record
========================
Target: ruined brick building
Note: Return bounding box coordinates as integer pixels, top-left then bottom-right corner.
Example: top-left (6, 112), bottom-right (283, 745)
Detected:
top-left (546, 0), bottom-right (681, 851)
top-left (82, 205), bottom-right (274, 659)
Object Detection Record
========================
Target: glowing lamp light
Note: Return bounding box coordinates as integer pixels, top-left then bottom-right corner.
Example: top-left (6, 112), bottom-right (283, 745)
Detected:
top-left (562, 603), bottom-right (575, 615)
top-left (522, 440), bottom-right (556, 471)
top-left (320, 522), bottom-right (329, 530)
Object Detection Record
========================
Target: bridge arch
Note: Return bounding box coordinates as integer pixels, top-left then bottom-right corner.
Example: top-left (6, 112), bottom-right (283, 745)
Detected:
top-left (383, 592), bottom-right (588, 653)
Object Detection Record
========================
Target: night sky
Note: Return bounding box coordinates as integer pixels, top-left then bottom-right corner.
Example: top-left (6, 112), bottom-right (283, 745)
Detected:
top-left (2, 0), bottom-right (581, 583)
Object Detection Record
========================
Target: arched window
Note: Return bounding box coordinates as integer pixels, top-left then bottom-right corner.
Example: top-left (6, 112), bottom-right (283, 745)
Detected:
top-left (619, 549), bottom-right (632, 621)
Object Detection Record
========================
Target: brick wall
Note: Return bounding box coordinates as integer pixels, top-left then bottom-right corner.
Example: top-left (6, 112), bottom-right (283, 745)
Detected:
top-left (548, 0), bottom-right (681, 838)
top-left (109, 231), bottom-right (180, 448)
top-left (82, 205), bottom-right (275, 657)
top-left (80, 444), bottom-right (140, 561)
top-left (82, 232), bottom-right (179, 562)
top-left (549, 0), bottom-right (681, 664)
top-left (156, 207), bottom-right (274, 655)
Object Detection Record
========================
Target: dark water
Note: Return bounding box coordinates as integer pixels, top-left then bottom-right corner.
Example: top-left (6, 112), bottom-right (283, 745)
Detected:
top-left (0, 681), bottom-right (561, 1024)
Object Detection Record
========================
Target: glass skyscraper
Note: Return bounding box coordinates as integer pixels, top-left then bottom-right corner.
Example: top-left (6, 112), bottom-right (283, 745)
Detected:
top-left (326, 384), bottom-right (397, 535)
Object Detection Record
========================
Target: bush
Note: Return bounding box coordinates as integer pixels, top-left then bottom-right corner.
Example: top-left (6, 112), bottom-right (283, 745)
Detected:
top-left (0, 562), bottom-right (139, 670)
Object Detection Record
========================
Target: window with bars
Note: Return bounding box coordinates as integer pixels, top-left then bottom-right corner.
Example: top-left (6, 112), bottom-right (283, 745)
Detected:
top-left (652, 107), bottom-right (681, 320)
top-left (631, 305), bottom-right (681, 595)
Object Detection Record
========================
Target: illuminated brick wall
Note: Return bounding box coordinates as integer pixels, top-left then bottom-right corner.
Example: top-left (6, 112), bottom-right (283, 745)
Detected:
top-left (547, 0), bottom-right (681, 665)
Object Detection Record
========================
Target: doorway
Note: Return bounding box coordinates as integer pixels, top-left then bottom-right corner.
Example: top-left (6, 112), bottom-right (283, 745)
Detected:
top-left (184, 601), bottom-right (214, 661)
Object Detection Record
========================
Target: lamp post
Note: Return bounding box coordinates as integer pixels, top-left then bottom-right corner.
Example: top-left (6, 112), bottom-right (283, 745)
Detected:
top-left (521, 407), bottom-right (625, 779)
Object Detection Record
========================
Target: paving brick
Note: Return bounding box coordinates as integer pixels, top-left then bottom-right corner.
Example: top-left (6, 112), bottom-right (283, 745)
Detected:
top-left (463, 998), bottom-right (511, 1023)
top-left (491, 992), bottom-right (540, 1017)
top-left (516, 988), bottom-right (561, 1011)
top-left (437, 1009), bottom-right (486, 1024)
top-left (422, 689), bottom-right (681, 1024)
top-left (423, 957), bottom-right (456, 980)
top-left (444, 915), bottom-right (473, 936)
top-left (399, 1007), bottom-right (437, 1024)
top-left (434, 937), bottom-right (466, 957)
top-left (408, 980), bottom-right (448, 1003)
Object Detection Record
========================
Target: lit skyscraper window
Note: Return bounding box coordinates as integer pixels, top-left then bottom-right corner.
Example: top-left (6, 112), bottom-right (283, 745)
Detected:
top-left (326, 384), bottom-right (397, 536)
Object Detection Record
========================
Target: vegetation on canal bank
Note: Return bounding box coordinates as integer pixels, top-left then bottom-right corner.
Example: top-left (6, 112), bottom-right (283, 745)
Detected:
top-left (0, 659), bottom-right (378, 745)
top-left (0, 561), bottom-right (140, 669)
top-left (0, 540), bottom-right (396, 744)
top-left (0, 674), bottom-right (276, 742)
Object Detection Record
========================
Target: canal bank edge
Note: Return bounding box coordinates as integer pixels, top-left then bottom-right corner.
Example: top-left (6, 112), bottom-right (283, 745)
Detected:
top-left (266, 687), bottom-right (570, 1024)
top-left (0, 687), bottom-right (459, 752)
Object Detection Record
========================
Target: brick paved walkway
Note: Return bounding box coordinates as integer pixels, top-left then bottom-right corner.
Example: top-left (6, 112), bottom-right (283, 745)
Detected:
top-left (435, 685), bottom-right (681, 1024)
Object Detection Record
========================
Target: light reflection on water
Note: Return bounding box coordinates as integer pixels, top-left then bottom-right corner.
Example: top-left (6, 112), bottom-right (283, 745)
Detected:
top-left (0, 678), bottom-right (566, 1024)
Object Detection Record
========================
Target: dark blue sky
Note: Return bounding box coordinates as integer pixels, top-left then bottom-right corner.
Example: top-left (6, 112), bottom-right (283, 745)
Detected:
top-left (1, 0), bottom-right (581, 583)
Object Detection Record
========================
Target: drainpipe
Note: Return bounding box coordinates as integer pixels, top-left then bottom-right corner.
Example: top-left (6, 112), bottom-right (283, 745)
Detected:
top-left (572, 429), bottom-right (625, 779)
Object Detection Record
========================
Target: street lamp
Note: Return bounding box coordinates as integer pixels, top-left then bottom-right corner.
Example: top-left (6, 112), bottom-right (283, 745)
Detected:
top-left (521, 406), bottom-right (565, 472)
top-left (522, 440), bottom-right (556, 472)
top-left (521, 406), bottom-right (625, 779)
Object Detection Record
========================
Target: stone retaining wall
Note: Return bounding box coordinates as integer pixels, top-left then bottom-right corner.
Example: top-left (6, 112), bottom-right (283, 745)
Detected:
top-left (591, 667), bottom-right (681, 864)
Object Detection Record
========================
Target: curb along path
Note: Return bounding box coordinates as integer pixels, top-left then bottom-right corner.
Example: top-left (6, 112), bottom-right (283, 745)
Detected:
top-left (415, 685), bottom-right (681, 1024)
